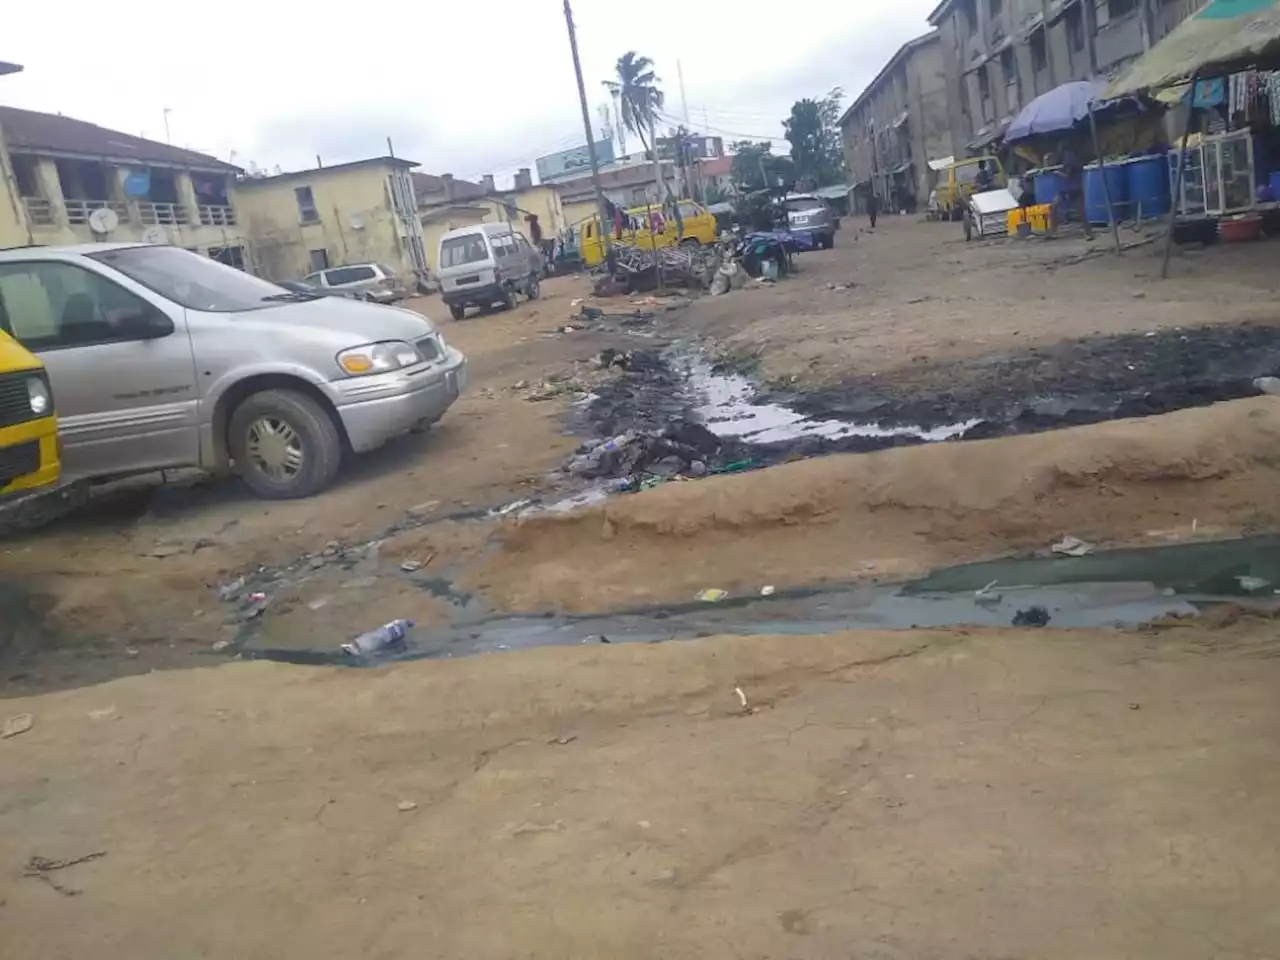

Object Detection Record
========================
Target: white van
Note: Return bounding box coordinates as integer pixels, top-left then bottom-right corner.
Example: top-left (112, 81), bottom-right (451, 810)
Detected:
top-left (437, 223), bottom-right (541, 321)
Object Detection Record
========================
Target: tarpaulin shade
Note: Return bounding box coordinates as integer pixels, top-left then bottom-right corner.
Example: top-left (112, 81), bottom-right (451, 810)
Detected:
top-left (1102, 0), bottom-right (1280, 99)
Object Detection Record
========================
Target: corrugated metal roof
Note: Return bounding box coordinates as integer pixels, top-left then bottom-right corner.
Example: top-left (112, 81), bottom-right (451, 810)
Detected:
top-left (0, 105), bottom-right (239, 172)
top-left (1104, 0), bottom-right (1280, 98)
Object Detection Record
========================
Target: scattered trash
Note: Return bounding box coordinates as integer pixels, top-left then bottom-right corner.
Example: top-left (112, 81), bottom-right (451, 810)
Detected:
top-left (3, 712), bottom-right (34, 739)
top-left (88, 707), bottom-right (119, 721)
top-left (307, 596), bottom-right (331, 611)
top-left (1129, 702), bottom-right (1142, 710)
top-left (760, 585), bottom-right (776, 596)
top-left (217, 577), bottom-right (247, 601)
top-left (569, 298), bottom-right (584, 307)
top-left (1051, 535), bottom-right (1095, 557)
top-left (1254, 376), bottom-right (1280, 396)
top-left (399, 560), bottom-right (421, 573)
top-left (548, 735), bottom-right (578, 746)
top-left (124, 647), bottom-right (139, 658)
top-left (906, 296), bottom-right (931, 304)
top-left (396, 800), bottom-right (418, 812)
top-left (145, 544), bottom-right (183, 559)
top-left (342, 618), bottom-right (415, 657)
top-left (23, 851), bottom-right (107, 897)
top-left (407, 501), bottom-right (440, 518)
top-left (510, 821), bottom-right (563, 837)
top-left (1235, 575), bottom-right (1270, 592)
top-left (697, 588), bottom-right (728, 603)
top-left (974, 579), bottom-right (1003, 606)
top-left (734, 686), bottom-right (749, 711)
top-left (1012, 605), bottom-right (1051, 627)
top-left (247, 591), bottom-right (267, 603)
top-left (210, 639), bottom-right (233, 652)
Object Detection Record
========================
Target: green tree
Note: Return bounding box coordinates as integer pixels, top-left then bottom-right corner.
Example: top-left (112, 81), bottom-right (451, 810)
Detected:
top-left (729, 141), bottom-right (795, 193)
top-left (784, 87), bottom-right (848, 186)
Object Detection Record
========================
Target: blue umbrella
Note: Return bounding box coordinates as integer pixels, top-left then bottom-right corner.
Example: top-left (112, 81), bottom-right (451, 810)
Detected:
top-left (1004, 79), bottom-right (1109, 142)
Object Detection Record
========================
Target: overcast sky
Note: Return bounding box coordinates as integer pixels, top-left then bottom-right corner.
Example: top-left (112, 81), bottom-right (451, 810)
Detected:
top-left (2, 0), bottom-right (937, 186)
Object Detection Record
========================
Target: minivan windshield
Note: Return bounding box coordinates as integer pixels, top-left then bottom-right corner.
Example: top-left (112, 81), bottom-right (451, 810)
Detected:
top-left (88, 246), bottom-right (288, 312)
top-left (441, 234), bottom-right (490, 268)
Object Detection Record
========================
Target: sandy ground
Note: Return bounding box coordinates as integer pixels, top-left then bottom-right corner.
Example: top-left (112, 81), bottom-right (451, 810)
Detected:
top-left (3, 620), bottom-right (1279, 959)
top-left (470, 397), bottom-right (1280, 612)
top-left (682, 218), bottom-right (1280, 387)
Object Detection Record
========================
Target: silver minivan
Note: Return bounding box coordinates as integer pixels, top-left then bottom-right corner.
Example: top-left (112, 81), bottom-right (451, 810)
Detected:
top-left (437, 223), bottom-right (541, 321)
top-left (0, 244), bottom-right (467, 499)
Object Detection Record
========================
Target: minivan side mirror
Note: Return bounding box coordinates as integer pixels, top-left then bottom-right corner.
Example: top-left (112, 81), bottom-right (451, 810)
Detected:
top-left (114, 306), bottom-right (174, 339)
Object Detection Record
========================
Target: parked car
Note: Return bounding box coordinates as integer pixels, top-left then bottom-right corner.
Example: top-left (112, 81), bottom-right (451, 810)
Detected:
top-left (0, 329), bottom-right (59, 497)
top-left (276, 279), bottom-right (348, 299)
top-left (303, 263), bottom-right (409, 303)
top-left (0, 244), bottom-right (466, 499)
top-left (783, 194), bottom-right (837, 249)
top-left (437, 223), bottom-right (541, 321)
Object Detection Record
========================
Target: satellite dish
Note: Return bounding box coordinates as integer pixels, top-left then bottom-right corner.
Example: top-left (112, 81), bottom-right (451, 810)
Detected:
top-left (141, 225), bottom-right (168, 245)
top-left (87, 207), bottom-right (119, 236)
top-left (348, 214), bottom-right (365, 231)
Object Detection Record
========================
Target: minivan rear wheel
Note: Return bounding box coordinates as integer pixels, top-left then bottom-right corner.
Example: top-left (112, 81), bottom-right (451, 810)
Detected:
top-left (449, 303), bottom-right (466, 321)
top-left (526, 275), bottom-right (540, 300)
top-left (229, 389), bottom-right (342, 499)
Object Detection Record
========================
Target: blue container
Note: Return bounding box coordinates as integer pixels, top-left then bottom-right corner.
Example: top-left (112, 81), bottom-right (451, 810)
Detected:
top-left (1124, 155), bottom-right (1170, 219)
top-left (1269, 170), bottom-right (1280, 202)
top-left (1084, 163), bottom-right (1129, 225)
top-left (1034, 169), bottom-right (1067, 206)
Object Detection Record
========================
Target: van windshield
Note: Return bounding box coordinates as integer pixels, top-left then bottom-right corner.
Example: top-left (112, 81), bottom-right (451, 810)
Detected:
top-left (88, 246), bottom-right (286, 312)
top-left (441, 235), bottom-right (490, 268)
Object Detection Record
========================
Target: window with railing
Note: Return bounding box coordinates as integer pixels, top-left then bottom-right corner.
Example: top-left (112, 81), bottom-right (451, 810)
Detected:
top-left (64, 199), bottom-right (129, 225)
top-left (138, 202), bottom-right (191, 225)
top-left (198, 205), bottom-right (237, 226)
top-left (22, 197), bottom-right (54, 226)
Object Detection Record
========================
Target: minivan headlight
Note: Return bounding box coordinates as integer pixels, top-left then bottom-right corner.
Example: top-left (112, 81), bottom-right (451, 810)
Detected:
top-left (26, 377), bottom-right (50, 415)
top-left (337, 341), bottom-right (423, 376)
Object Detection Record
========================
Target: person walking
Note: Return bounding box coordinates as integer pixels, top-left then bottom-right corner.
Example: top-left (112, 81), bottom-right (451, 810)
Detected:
top-left (867, 190), bottom-right (879, 230)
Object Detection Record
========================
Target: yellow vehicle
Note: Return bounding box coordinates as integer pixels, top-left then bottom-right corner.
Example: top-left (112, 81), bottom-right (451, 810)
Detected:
top-left (934, 156), bottom-right (1007, 220)
top-left (0, 329), bottom-right (59, 497)
top-left (580, 200), bottom-right (719, 267)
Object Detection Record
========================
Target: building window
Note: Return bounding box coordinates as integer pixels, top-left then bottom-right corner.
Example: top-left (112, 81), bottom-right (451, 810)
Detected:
top-left (1066, 4), bottom-right (1085, 50)
top-left (960, 0), bottom-right (978, 35)
top-left (295, 186), bottom-right (319, 224)
top-left (309, 248), bottom-right (330, 272)
top-left (1095, 0), bottom-right (1136, 28)
top-left (1031, 28), bottom-right (1048, 72)
top-left (978, 66), bottom-right (992, 101)
top-left (209, 246), bottom-right (245, 270)
top-left (989, 0), bottom-right (1002, 16)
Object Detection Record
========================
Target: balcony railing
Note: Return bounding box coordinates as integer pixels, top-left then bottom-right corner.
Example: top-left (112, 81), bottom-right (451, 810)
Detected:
top-left (22, 197), bottom-right (54, 226)
top-left (198, 204), bottom-right (237, 226)
top-left (139, 202), bottom-right (191, 225)
top-left (64, 198), bottom-right (129, 225)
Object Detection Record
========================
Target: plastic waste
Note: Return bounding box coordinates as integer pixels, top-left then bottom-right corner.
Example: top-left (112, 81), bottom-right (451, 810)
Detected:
top-left (342, 619), bottom-right (415, 657)
top-left (1012, 605), bottom-right (1050, 627)
top-left (1051, 535), bottom-right (1094, 557)
top-left (599, 432), bottom-right (635, 454)
top-left (696, 588), bottom-right (728, 602)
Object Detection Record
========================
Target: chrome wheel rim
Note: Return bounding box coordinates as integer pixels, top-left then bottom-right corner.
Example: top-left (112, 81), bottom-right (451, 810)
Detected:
top-left (246, 417), bottom-right (304, 482)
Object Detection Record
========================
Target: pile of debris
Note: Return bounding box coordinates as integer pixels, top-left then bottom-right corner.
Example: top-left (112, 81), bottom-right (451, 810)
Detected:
top-left (564, 421), bottom-right (751, 490)
top-left (595, 243), bottom-right (719, 295)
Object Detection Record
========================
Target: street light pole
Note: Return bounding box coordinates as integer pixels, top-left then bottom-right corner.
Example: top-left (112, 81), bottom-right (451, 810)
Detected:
top-left (563, 0), bottom-right (610, 256)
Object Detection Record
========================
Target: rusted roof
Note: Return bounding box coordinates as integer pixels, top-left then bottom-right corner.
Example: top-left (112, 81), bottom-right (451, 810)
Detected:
top-left (411, 171), bottom-right (487, 200)
top-left (0, 105), bottom-right (240, 171)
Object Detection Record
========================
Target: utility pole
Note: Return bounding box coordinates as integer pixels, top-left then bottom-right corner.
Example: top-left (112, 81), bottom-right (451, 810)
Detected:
top-left (677, 59), bottom-right (691, 123)
top-left (162, 107), bottom-right (172, 145)
top-left (563, 0), bottom-right (610, 255)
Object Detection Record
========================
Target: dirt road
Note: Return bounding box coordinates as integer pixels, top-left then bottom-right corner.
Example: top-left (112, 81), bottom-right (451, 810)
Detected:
top-left (3, 618), bottom-right (1279, 959)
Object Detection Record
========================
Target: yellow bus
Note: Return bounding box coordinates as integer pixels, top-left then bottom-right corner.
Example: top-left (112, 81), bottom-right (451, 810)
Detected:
top-left (580, 200), bottom-right (719, 267)
top-left (0, 329), bottom-right (59, 496)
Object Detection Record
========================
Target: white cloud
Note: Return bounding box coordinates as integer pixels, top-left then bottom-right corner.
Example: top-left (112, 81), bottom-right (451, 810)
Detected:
top-left (1, 0), bottom-right (937, 184)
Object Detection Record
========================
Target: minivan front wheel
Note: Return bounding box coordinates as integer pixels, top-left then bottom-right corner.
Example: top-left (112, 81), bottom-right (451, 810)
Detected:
top-left (230, 389), bottom-right (342, 499)
top-left (526, 274), bottom-right (540, 300)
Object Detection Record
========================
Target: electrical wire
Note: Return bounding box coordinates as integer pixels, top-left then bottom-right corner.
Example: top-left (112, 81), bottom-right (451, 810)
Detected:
top-left (655, 109), bottom-right (781, 142)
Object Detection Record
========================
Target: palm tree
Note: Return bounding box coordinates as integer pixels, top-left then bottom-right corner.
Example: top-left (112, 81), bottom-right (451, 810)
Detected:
top-left (604, 51), bottom-right (665, 161)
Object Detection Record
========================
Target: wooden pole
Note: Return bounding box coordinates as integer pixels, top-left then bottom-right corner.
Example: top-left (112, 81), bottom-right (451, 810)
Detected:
top-left (1162, 72), bottom-right (1199, 279)
top-left (1087, 104), bottom-right (1122, 255)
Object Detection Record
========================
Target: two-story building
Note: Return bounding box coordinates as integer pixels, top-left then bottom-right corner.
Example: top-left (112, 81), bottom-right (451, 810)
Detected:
top-left (0, 105), bottom-right (244, 260)
top-left (928, 0), bottom-right (1202, 156)
top-left (838, 31), bottom-right (951, 212)
top-left (234, 156), bottom-right (428, 282)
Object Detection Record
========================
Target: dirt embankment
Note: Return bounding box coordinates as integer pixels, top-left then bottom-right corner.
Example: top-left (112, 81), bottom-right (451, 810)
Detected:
top-left (3, 620), bottom-right (1279, 959)
top-left (468, 398), bottom-right (1280, 612)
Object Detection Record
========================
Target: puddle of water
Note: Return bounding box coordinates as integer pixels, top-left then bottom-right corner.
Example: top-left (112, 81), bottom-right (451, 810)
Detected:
top-left (683, 357), bottom-right (978, 444)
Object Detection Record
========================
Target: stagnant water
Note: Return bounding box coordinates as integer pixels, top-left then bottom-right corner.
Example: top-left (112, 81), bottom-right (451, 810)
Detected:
top-left (238, 536), bottom-right (1280, 667)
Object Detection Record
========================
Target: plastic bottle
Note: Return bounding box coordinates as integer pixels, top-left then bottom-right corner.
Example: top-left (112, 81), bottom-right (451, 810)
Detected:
top-left (342, 619), bottom-right (415, 656)
top-left (599, 432), bottom-right (634, 454)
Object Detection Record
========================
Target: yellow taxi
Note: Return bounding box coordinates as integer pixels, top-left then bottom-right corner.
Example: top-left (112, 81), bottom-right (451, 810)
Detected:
top-left (0, 329), bottom-right (59, 497)
top-left (580, 199), bottom-right (719, 267)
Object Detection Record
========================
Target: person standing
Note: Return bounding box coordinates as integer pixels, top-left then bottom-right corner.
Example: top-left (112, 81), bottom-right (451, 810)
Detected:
top-left (867, 190), bottom-right (879, 229)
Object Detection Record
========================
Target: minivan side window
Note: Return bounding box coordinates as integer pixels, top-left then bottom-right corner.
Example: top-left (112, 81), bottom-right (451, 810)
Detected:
top-left (324, 266), bottom-right (376, 286)
top-left (0, 261), bottom-right (159, 352)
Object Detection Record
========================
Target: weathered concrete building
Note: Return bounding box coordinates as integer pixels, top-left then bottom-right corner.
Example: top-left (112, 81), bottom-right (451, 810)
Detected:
top-left (837, 31), bottom-right (951, 212)
top-left (928, 0), bottom-right (1203, 155)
